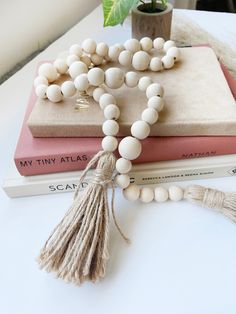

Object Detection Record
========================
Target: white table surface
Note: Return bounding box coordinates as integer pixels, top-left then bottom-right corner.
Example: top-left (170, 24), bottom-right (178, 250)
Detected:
top-left (1, 6), bottom-right (236, 314)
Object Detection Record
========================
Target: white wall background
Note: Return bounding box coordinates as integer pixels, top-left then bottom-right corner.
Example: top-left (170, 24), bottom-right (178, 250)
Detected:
top-left (0, 0), bottom-right (100, 79)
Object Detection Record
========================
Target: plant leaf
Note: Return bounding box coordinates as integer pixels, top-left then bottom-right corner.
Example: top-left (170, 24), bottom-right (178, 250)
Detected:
top-left (161, 0), bottom-right (167, 8)
top-left (103, 0), bottom-right (138, 27)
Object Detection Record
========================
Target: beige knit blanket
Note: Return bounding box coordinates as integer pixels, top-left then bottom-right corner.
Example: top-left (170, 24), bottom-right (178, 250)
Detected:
top-left (171, 12), bottom-right (236, 79)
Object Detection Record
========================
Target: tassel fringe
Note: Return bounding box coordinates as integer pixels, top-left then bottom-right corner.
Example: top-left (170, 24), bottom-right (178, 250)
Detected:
top-left (38, 150), bottom-right (128, 285)
top-left (38, 168), bottom-right (236, 285)
top-left (184, 185), bottom-right (236, 222)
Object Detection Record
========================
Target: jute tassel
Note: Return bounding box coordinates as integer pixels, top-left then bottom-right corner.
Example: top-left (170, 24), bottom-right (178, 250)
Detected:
top-left (184, 185), bottom-right (236, 222)
top-left (38, 150), bottom-right (128, 285)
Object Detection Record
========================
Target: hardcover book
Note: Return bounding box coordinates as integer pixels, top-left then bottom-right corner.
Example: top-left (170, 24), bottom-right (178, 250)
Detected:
top-left (27, 47), bottom-right (236, 137)
top-left (5, 154), bottom-right (236, 198)
top-left (14, 55), bottom-right (236, 176)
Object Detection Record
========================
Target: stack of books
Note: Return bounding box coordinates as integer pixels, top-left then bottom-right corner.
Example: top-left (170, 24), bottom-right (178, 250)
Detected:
top-left (3, 46), bottom-right (236, 197)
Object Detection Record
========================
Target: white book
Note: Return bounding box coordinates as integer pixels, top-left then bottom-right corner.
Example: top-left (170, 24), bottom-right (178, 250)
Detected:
top-left (2, 154), bottom-right (236, 198)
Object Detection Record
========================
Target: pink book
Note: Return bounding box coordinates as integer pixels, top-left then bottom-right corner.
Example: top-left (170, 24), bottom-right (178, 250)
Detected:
top-left (14, 61), bottom-right (236, 176)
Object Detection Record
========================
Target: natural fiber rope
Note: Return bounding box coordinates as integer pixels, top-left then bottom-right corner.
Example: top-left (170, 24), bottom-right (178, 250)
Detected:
top-left (184, 185), bottom-right (236, 224)
top-left (38, 150), bottom-right (130, 284)
top-left (202, 188), bottom-right (225, 210)
top-left (73, 150), bottom-right (129, 243)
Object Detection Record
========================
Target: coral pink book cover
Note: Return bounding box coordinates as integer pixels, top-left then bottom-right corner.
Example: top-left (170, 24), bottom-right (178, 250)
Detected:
top-left (14, 58), bottom-right (236, 176)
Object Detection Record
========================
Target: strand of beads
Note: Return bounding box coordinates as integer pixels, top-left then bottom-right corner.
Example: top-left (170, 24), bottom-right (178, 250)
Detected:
top-left (34, 37), bottom-right (181, 103)
top-left (84, 67), bottom-right (174, 203)
top-left (34, 58), bottom-right (185, 203)
top-left (86, 67), bottom-right (184, 204)
top-left (66, 38), bottom-right (181, 71)
top-left (120, 38), bottom-right (181, 71)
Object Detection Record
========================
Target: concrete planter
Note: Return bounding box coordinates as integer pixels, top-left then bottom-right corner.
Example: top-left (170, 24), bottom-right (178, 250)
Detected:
top-left (132, 2), bottom-right (173, 40)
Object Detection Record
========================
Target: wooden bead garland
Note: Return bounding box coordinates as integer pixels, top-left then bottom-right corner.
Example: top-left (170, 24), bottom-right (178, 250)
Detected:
top-left (85, 70), bottom-right (184, 205)
top-left (37, 37), bottom-right (236, 287)
top-left (34, 37), bottom-right (181, 102)
top-left (34, 37), bottom-right (182, 204)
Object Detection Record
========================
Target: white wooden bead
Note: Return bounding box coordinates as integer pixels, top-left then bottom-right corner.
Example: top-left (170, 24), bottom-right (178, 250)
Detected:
top-left (104, 104), bottom-right (120, 120)
top-left (53, 58), bottom-right (68, 74)
top-left (34, 76), bottom-right (48, 87)
top-left (118, 136), bottom-right (141, 160)
top-left (46, 85), bottom-right (63, 102)
top-left (125, 71), bottom-right (139, 88)
top-left (105, 67), bottom-right (124, 89)
top-left (123, 184), bottom-right (140, 201)
top-left (147, 96), bottom-right (164, 111)
top-left (140, 187), bottom-right (154, 203)
top-left (149, 57), bottom-right (162, 71)
top-left (87, 68), bottom-right (104, 86)
top-left (74, 74), bottom-right (89, 91)
top-left (140, 37), bottom-right (153, 52)
top-left (116, 158), bottom-right (132, 174)
top-left (154, 187), bottom-right (168, 202)
top-left (146, 83), bottom-right (164, 98)
top-left (153, 37), bottom-right (165, 50)
top-left (142, 108), bottom-right (158, 125)
top-left (90, 53), bottom-right (103, 65)
top-left (115, 174), bottom-right (130, 189)
top-left (86, 86), bottom-right (96, 96)
top-left (69, 61), bottom-right (88, 79)
top-left (82, 38), bottom-right (96, 54)
top-left (80, 55), bottom-right (91, 67)
top-left (66, 54), bottom-right (80, 67)
top-left (99, 93), bottom-right (116, 109)
top-left (163, 40), bottom-right (176, 52)
top-left (38, 63), bottom-right (57, 83)
top-left (96, 42), bottom-right (109, 57)
top-left (118, 50), bottom-right (133, 67)
top-left (93, 87), bottom-right (106, 102)
top-left (102, 136), bottom-right (118, 152)
top-left (102, 120), bottom-right (119, 136)
top-left (138, 76), bottom-right (153, 91)
top-left (115, 43), bottom-right (125, 52)
top-left (35, 84), bottom-right (47, 98)
top-left (69, 44), bottom-right (83, 57)
top-left (168, 186), bottom-right (183, 201)
top-left (132, 51), bottom-right (150, 71)
top-left (61, 81), bottom-right (76, 97)
top-left (162, 55), bottom-right (175, 69)
top-left (108, 45), bottom-right (121, 62)
top-left (167, 47), bottom-right (181, 61)
top-left (124, 39), bottom-right (141, 53)
top-left (131, 120), bottom-right (150, 140)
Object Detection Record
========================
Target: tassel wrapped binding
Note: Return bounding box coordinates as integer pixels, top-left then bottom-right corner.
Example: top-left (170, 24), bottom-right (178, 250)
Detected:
top-left (184, 185), bottom-right (236, 222)
top-left (38, 150), bottom-right (128, 285)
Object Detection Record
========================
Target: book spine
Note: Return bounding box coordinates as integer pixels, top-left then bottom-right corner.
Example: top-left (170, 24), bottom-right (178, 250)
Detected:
top-left (14, 153), bottom-right (90, 176)
top-left (5, 161), bottom-right (236, 198)
top-left (14, 136), bottom-right (236, 176)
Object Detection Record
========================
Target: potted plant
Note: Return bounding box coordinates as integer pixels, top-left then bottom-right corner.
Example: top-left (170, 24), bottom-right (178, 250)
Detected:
top-left (102, 0), bottom-right (173, 40)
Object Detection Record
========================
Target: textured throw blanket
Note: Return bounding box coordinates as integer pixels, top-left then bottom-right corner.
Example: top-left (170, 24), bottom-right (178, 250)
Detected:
top-left (171, 12), bottom-right (236, 79)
